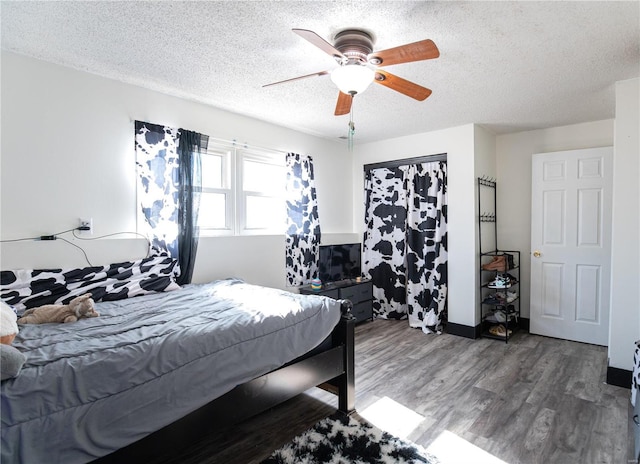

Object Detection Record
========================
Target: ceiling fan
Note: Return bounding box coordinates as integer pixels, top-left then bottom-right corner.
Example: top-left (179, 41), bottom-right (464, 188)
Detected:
top-left (263, 28), bottom-right (440, 116)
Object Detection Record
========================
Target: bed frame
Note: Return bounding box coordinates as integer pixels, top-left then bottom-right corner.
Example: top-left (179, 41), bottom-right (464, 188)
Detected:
top-left (93, 300), bottom-right (355, 463)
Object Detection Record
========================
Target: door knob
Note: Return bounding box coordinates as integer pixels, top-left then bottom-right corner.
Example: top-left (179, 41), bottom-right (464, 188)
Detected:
top-left (533, 251), bottom-right (541, 258)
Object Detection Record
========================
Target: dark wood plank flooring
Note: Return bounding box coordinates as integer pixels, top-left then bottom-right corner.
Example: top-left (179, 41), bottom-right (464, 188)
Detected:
top-left (151, 320), bottom-right (634, 464)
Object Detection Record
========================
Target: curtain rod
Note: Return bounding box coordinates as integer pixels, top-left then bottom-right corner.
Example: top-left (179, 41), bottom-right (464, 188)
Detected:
top-left (364, 153), bottom-right (447, 171)
top-left (206, 136), bottom-right (290, 156)
top-left (131, 119), bottom-right (290, 156)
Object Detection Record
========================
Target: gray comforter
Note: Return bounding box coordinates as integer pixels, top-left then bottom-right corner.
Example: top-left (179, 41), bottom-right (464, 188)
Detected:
top-left (1, 279), bottom-right (342, 464)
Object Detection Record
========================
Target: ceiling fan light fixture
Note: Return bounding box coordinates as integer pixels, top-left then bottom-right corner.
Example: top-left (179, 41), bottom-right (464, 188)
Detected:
top-left (330, 65), bottom-right (375, 95)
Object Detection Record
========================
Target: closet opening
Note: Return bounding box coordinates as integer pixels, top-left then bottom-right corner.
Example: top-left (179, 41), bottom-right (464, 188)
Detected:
top-left (363, 153), bottom-right (448, 334)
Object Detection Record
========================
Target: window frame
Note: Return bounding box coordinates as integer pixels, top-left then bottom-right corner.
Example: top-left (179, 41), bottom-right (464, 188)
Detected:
top-left (197, 143), bottom-right (235, 236)
top-left (197, 143), bottom-right (285, 237)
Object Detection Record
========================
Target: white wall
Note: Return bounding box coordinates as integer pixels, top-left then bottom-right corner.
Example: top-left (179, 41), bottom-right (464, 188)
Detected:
top-left (0, 52), bottom-right (353, 289)
top-left (609, 77), bottom-right (640, 371)
top-left (352, 124), bottom-right (477, 327)
top-left (4, 52), bottom-right (636, 359)
top-left (495, 120), bottom-right (614, 319)
top-left (474, 125), bottom-right (497, 324)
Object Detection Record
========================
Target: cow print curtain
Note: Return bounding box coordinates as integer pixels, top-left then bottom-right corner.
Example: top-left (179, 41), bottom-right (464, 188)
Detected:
top-left (135, 121), bottom-right (181, 257)
top-left (363, 160), bottom-right (448, 334)
top-left (134, 121), bottom-right (208, 284)
top-left (363, 167), bottom-right (408, 319)
top-left (285, 153), bottom-right (321, 287)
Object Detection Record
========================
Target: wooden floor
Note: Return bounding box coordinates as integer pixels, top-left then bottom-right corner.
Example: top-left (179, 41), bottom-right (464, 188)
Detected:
top-left (154, 320), bottom-right (634, 464)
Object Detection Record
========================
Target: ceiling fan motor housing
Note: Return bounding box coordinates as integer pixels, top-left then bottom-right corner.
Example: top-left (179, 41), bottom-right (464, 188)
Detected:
top-left (333, 29), bottom-right (375, 64)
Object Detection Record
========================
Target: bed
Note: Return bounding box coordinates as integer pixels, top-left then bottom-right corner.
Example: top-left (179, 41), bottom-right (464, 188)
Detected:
top-left (0, 257), bottom-right (355, 464)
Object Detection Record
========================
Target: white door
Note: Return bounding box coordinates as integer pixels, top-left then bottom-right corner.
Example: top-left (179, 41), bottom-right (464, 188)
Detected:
top-left (530, 147), bottom-right (613, 346)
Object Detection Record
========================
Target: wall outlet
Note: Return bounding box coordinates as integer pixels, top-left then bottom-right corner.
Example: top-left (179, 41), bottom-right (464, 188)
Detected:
top-left (79, 218), bottom-right (93, 235)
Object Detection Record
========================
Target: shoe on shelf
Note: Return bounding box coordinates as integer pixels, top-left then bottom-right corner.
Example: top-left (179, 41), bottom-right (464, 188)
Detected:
top-left (482, 295), bottom-right (503, 305)
top-left (504, 253), bottom-right (515, 270)
top-left (489, 324), bottom-right (512, 338)
top-left (503, 272), bottom-right (518, 284)
top-left (482, 255), bottom-right (502, 265)
top-left (499, 274), bottom-right (511, 285)
top-left (506, 304), bottom-right (519, 322)
top-left (488, 275), bottom-right (509, 288)
top-left (485, 310), bottom-right (506, 323)
top-left (485, 312), bottom-right (497, 323)
top-left (491, 291), bottom-right (515, 301)
top-left (482, 255), bottom-right (507, 271)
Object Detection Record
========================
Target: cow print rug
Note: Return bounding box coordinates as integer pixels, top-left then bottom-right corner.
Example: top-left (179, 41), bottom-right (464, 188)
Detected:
top-left (261, 412), bottom-right (439, 464)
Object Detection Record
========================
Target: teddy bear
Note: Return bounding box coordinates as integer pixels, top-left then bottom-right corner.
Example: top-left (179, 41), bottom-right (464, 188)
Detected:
top-left (18, 293), bottom-right (99, 324)
top-left (1, 301), bottom-right (26, 381)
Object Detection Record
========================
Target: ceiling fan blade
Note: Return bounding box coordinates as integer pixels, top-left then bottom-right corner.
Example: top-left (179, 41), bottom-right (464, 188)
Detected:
top-left (335, 92), bottom-right (352, 116)
top-left (263, 70), bottom-right (329, 88)
top-left (374, 70), bottom-right (432, 101)
top-left (368, 39), bottom-right (439, 67)
top-left (293, 28), bottom-right (346, 62)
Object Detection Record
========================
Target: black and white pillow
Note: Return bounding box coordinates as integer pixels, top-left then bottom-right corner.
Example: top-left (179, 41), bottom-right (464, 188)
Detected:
top-left (0, 254), bottom-right (180, 314)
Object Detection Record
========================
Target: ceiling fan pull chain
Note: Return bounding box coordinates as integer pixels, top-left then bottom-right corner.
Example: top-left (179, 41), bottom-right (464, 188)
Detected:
top-left (348, 106), bottom-right (355, 151)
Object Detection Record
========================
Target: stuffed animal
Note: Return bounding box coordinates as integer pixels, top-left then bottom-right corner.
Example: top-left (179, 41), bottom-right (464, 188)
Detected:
top-left (1, 301), bottom-right (26, 380)
top-left (18, 293), bottom-right (99, 324)
top-left (1, 345), bottom-right (26, 381)
top-left (1, 301), bottom-right (19, 345)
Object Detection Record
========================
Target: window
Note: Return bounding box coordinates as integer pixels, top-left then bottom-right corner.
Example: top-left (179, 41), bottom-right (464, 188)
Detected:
top-left (198, 143), bottom-right (285, 236)
top-left (199, 144), bottom-right (233, 233)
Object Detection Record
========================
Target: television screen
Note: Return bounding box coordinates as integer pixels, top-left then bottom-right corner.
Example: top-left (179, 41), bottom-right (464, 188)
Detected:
top-left (318, 243), bottom-right (362, 283)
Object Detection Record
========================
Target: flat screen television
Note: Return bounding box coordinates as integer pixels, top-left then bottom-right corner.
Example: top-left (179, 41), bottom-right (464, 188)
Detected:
top-left (318, 243), bottom-right (362, 283)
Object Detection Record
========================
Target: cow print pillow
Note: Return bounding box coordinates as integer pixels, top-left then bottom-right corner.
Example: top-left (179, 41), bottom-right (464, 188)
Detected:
top-left (0, 254), bottom-right (181, 314)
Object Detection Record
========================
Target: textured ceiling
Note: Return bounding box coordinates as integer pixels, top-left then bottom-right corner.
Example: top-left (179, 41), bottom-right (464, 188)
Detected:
top-left (1, 1), bottom-right (639, 143)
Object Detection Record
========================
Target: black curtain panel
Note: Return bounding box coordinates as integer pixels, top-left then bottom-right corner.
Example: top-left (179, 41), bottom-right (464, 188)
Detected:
top-left (176, 130), bottom-right (208, 285)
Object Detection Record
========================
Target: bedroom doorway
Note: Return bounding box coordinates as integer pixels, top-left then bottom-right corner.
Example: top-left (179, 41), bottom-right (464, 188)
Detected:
top-left (362, 154), bottom-right (447, 334)
top-left (530, 147), bottom-right (613, 346)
